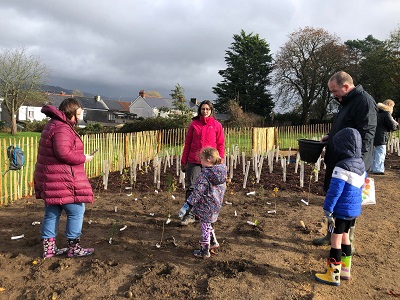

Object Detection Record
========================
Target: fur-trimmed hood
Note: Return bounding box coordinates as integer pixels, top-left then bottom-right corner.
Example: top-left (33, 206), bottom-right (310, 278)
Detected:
top-left (377, 102), bottom-right (393, 114)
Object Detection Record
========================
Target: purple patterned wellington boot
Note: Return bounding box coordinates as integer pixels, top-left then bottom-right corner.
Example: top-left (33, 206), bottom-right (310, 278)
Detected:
top-left (42, 238), bottom-right (68, 258)
top-left (67, 238), bottom-right (94, 258)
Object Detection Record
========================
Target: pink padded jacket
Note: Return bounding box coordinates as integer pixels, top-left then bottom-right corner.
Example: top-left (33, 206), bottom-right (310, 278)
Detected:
top-left (34, 105), bottom-right (94, 205)
top-left (181, 116), bottom-right (225, 165)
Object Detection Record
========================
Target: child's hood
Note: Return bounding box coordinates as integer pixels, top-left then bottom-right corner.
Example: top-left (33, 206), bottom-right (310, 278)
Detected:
top-left (203, 164), bottom-right (227, 185)
top-left (333, 127), bottom-right (362, 161)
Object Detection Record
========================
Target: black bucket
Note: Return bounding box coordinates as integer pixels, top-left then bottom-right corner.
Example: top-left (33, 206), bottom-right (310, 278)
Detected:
top-left (297, 139), bottom-right (326, 163)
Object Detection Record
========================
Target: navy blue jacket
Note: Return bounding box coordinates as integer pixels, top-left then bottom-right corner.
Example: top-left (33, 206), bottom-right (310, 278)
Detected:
top-left (324, 128), bottom-right (366, 219)
top-left (325, 85), bottom-right (377, 171)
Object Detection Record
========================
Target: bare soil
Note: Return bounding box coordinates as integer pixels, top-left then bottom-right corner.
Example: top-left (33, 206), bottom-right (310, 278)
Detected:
top-left (0, 154), bottom-right (399, 300)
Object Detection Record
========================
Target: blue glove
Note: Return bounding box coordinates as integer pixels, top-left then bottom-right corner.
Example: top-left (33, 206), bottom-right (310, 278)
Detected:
top-left (178, 202), bottom-right (191, 219)
top-left (324, 209), bottom-right (335, 230)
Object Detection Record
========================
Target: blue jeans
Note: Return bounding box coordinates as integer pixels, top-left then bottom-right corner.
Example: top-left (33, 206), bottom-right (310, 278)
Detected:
top-left (41, 203), bottom-right (85, 239)
top-left (371, 145), bottom-right (386, 173)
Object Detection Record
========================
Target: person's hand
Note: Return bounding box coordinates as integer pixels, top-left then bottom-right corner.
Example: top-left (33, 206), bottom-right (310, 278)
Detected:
top-left (181, 163), bottom-right (187, 173)
top-left (178, 202), bottom-right (191, 219)
top-left (85, 155), bottom-right (94, 163)
top-left (324, 210), bottom-right (335, 229)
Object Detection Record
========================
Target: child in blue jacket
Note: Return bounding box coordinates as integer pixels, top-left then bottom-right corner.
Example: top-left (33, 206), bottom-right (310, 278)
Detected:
top-left (315, 127), bottom-right (366, 286)
top-left (178, 147), bottom-right (227, 258)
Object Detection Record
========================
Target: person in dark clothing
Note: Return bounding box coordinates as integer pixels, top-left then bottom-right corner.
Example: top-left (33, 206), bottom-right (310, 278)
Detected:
top-left (371, 99), bottom-right (398, 174)
top-left (313, 71), bottom-right (377, 249)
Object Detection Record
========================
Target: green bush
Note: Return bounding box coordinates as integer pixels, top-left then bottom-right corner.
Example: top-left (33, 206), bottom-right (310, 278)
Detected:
top-left (120, 117), bottom-right (187, 133)
top-left (0, 121), bottom-right (6, 131)
top-left (22, 119), bottom-right (49, 132)
top-left (272, 112), bottom-right (303, 126)
top-left (77, 123), bottom-right (106, 135)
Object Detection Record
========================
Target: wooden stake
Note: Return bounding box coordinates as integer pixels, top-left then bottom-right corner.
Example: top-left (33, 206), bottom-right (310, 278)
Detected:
top-left (243, 161), bottom-right (251, 189)
top-left (300, 161), bottom-right (304, 188)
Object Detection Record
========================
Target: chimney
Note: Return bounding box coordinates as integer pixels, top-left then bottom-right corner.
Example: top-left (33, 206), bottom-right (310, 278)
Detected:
top-left (139, 90), bottom-right (146, 98)
top-left (190, 98), bottom-right (198, 105)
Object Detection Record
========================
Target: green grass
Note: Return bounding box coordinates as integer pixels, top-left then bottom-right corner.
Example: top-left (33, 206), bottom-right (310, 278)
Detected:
top-left (0, 132), bottom-right (41, 139)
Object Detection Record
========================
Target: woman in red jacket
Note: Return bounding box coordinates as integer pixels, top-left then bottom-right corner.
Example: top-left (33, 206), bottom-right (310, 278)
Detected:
top-left (180, 100), bottom-right (225, 225)
top-left (34, 98), bottom-right (94, 258)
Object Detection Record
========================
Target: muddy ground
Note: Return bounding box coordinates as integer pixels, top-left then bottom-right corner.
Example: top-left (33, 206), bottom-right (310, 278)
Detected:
top-left (0, 153), bottom-right (399, 300)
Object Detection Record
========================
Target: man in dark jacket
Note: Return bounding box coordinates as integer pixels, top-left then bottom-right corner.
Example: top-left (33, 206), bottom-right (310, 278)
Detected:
top-left (313, 71), bottom-right (377, 248)
top-left (371, 99), bottom-right (398, 174)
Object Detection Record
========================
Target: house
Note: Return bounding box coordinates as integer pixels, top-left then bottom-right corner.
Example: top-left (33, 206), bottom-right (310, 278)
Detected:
top-left (46, 94), bottom-right (135, 127)
top-left (0, 98), bottom-right (44, 126)
top-left (10, 92), bottom-right (135, 128)
top-left (129, 90), bottom-right (198, 118)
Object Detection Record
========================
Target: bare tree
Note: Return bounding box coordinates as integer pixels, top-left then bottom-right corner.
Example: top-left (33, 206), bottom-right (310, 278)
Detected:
top-left (0, 47), bottom-right (48, 134)
top-left (273, 27), bottom-right (347, 124)
top-left (72, 89), bottom-right (84, 97)
top-left (146, 90), bottom-right (162, 98)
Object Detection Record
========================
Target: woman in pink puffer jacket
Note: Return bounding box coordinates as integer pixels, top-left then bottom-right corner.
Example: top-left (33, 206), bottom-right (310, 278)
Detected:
top-left (180, 100), bottom-right (225, 225)
top-left (34, 98), bottom-right (94, 258)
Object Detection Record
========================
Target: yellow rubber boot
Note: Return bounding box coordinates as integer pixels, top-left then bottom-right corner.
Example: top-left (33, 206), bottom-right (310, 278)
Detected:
top-left (340, 256), bottom-right (352, 280)
top-left (315, 258), bottom-right (342, 286)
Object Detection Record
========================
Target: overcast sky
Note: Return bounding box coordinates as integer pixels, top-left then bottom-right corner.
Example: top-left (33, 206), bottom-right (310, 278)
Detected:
top-left (1, 0), bottom-right (399, 102)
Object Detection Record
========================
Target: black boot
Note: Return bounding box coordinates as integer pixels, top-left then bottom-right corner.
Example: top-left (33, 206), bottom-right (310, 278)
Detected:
top-left (313, 231), bottom-right (331, 246)
top-left (180, 213), bottom-right (196, 225)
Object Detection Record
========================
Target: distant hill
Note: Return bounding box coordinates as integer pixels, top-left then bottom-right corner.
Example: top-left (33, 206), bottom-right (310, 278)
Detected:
top-left (40, 85), bottom-right (134, 102)
top-left (41, 85), bottom-right (99, 98)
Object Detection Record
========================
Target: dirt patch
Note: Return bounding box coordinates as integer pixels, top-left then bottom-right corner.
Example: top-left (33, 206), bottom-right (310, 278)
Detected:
top-left (0, 154), bottom-right (399, 299)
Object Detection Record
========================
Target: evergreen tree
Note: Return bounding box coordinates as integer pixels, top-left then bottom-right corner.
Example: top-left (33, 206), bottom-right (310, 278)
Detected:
top-left (213, 30), bottom-right (274, 118)
top-left (167, 83), bottom-right (193, 126)
top-left (345, 35), bottom-right (393, 101)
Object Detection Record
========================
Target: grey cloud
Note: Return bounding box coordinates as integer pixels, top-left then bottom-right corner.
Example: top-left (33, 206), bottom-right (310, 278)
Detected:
top-left (0, 0), bottom-right (399, 101)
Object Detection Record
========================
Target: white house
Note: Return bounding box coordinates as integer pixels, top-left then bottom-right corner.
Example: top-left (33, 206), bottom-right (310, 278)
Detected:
top-left (18, 105), bottom-right (47, 122)
top-left (129, 90), bottom-right (198, 118)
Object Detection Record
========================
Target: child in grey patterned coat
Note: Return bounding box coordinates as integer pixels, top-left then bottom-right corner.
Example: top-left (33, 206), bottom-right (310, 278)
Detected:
top-left (178, 147), bottom-right (227, 258)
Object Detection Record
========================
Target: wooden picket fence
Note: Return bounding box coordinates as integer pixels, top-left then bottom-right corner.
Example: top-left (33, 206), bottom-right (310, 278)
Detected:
top-left (1, 124), bottom-right (334, 205)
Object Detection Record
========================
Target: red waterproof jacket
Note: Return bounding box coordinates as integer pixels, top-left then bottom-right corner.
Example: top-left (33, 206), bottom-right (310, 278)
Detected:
top-left (34, 105), bottom-right (94, 205)
top-left (181, 116), bottom-right (225, 165)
